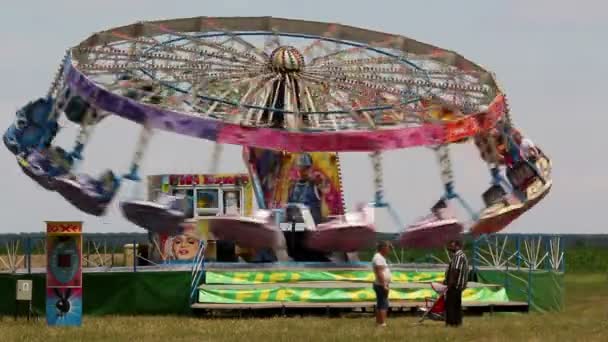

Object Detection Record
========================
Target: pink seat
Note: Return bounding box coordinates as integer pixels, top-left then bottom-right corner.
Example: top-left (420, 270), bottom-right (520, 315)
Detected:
top-left (470, 182), bottom-right (552, 236)
top-left (305, 210), bottom-right (376, 252)
top-left (207, 211), bottom-right (285, 249)
top-left (120, 199), bottom-right (186, 235)
top-left (397, 211), bottom-right (464, 249)
top-left (470, 193), bottom-right (524, 236)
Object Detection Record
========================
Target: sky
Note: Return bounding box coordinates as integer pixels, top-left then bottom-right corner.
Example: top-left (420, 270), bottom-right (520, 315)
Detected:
top-left (0, 0), bottom-right (606, 234)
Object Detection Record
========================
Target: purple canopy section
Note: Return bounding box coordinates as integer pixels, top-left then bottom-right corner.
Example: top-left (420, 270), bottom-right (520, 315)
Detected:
top-left (64, 63), bottom-right (451, 152)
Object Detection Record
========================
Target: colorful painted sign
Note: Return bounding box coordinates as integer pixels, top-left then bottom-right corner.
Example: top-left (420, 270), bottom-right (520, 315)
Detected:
top-left (205, 270), bottom-right (445, 284)
top-left (167, 174), bottom-right (250, 186)
top-left (245, 148), bottom-right (345, 223)
top-left (198, 285), bottom-right (508, 304)
top-left (148, 173), bottom-right (253, 217)
top-left (46, 221), bottom-right (82, 327)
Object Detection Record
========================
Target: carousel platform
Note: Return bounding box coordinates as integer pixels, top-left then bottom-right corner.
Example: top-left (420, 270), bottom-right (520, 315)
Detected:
top-left (192, 265), bottom-right (529, 314)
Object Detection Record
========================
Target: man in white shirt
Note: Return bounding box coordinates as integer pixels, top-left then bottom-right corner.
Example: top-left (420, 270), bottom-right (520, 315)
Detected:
top-left (372, 241), bottom-right (392, 327)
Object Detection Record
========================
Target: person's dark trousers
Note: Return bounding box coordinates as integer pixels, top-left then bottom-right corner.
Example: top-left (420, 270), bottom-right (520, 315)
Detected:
top-left (445, 287), bottom-right (463, 326)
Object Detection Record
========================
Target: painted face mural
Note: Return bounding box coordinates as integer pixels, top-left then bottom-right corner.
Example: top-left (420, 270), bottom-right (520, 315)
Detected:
top-left (163, 223), bottom-right (201, 261)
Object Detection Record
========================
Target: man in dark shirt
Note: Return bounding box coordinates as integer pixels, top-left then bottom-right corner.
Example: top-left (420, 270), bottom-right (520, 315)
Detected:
top-left (444, 239), bottom-right (469, 327)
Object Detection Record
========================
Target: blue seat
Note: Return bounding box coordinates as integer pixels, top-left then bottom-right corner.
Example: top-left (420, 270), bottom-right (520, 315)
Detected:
top-left (3, 98), bottom-right (58, 155)
top-left (54, 170), bottom-right (120, 216)
top-left (17, 147), bottom-right (72, 190)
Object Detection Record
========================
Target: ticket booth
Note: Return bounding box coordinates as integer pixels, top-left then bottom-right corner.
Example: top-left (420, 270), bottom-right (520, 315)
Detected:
top-left (147, 173), bottom-right (253, 263)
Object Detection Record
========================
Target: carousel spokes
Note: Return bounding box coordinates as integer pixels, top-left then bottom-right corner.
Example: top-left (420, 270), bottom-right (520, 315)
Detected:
top-left (70, 18), bottom-right (500, 138)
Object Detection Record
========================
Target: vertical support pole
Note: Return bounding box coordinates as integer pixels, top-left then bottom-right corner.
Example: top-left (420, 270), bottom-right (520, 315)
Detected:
top-left (504, 263), bottom-right (510, 294)
top-left (111, 238), bottom-right (115, 268)
top-left (527, 263), bottom-right (533, 310)
top-left (290, 221), bottom-right (296, 256)
top-left (472, 238), bottom-right (478, 273)
top-left (133, 239), bottom-right (137, 273)
top-left (560, 236), bottom-right (566, 273)
top-left (25, 236), bottom-right (31, 275)
top-left (542, 235), bottom-right (553, 271)
top-left (516, 235), bottom-right (521, 270)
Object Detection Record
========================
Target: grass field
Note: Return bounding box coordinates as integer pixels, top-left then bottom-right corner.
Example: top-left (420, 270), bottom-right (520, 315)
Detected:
top-left (1, 273), bottom-right (607, 342)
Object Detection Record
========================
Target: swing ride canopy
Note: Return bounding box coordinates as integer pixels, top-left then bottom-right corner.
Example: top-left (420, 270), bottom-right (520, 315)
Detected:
top-left (66, 16), bottom-right (507, 152)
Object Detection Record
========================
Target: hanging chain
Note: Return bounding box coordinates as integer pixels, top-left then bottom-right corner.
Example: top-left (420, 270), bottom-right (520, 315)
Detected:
top-left (335, 154), bottom-right (347, 214)
top-left (434, 144), bottom-right (454, 186)
top-left (71, 106), bottom-right (98, 159)
top-left (127, 123), bottom-right (153, 179)
top-left (47, 50), bottom-right (70, 99)
top-left (369, 151), bottom-right (384, 204)
top-left (486, 130), bottom-right (501, 166)
top-left (502, 94), bottom-right (513, 128)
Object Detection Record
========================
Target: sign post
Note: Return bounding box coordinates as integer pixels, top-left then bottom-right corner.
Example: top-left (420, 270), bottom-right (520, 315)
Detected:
top-left (45, 221), bottom-right (83, 326)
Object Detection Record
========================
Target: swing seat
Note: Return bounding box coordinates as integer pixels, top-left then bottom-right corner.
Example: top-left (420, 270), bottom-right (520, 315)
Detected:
top-left (4, 98), bottom-right (58, 155)
top-left (482, 184), bottom-right (507, 207)
top-left (471, 186), bottom-right (524, 235)
top-left (305, 208), bottom-right (376, 252)
top-left (396, 202), bottom-right (463, 249)
top-left (54, 170), bottom-right (119, 216)
top-left (120, 194), bottom-right (188, 235)
top-left (17, 148), bottom-right (71, 190)
top-left (516, 156), bottom-right (552, 214)
top-left (506, 160), bottom-right (538, 192)
top-left (63, 95), bottom-right (91, 124)
top-left (397, 213), bottom-right (463, 249)
top-left (207, 210), bottom-right (285, 249)
top-left (471, 156), bottom-right (552, 236)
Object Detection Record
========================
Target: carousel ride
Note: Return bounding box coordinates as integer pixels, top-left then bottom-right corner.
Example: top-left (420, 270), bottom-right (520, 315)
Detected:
top-left (3, 17), bottom-right (552, 261)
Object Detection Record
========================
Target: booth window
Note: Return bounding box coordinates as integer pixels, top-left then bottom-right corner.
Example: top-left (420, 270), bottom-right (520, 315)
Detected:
top-left (172, 188), bottom-right (195, 218)
top-left (196, 189), bottom-right (219, 211)
top-left (222, 189), bottom-right (242, 214)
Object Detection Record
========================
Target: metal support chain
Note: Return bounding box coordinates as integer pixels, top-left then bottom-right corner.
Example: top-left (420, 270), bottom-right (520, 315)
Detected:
top-left (125, 124), bottom-right (152, 181)
top-left (433, 144), bottom-right (479, 220)
top-left (37, 82), bottom-right (73, 150)
top-left (485, 133), bottom-right (506, 186)
top-left (334, 154), bottom-right (347, 214)
top-left (71, 107), bottom-right (98, 160)
top-left (502, 94), bottom-right (513, 127)
top-left (46, 50), bottom-right (70, 99)
top-left (369, 151), bottom-right (384, 205)
top-left (434, 144), bottom-right (455, 196)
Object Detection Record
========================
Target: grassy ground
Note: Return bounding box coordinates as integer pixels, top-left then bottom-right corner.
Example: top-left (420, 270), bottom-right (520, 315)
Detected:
top-left (1, 273), bottom-right (607, 342)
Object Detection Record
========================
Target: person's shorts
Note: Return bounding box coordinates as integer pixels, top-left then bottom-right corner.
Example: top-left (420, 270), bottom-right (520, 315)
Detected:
top-left (373, 284), bottom-right (390, 310)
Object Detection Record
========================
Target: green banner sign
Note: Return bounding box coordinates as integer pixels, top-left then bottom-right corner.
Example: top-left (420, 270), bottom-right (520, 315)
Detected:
top-left (198, 285), bottom-right (508, 304)
top-left (205, 270), bottom-right (445, 284)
